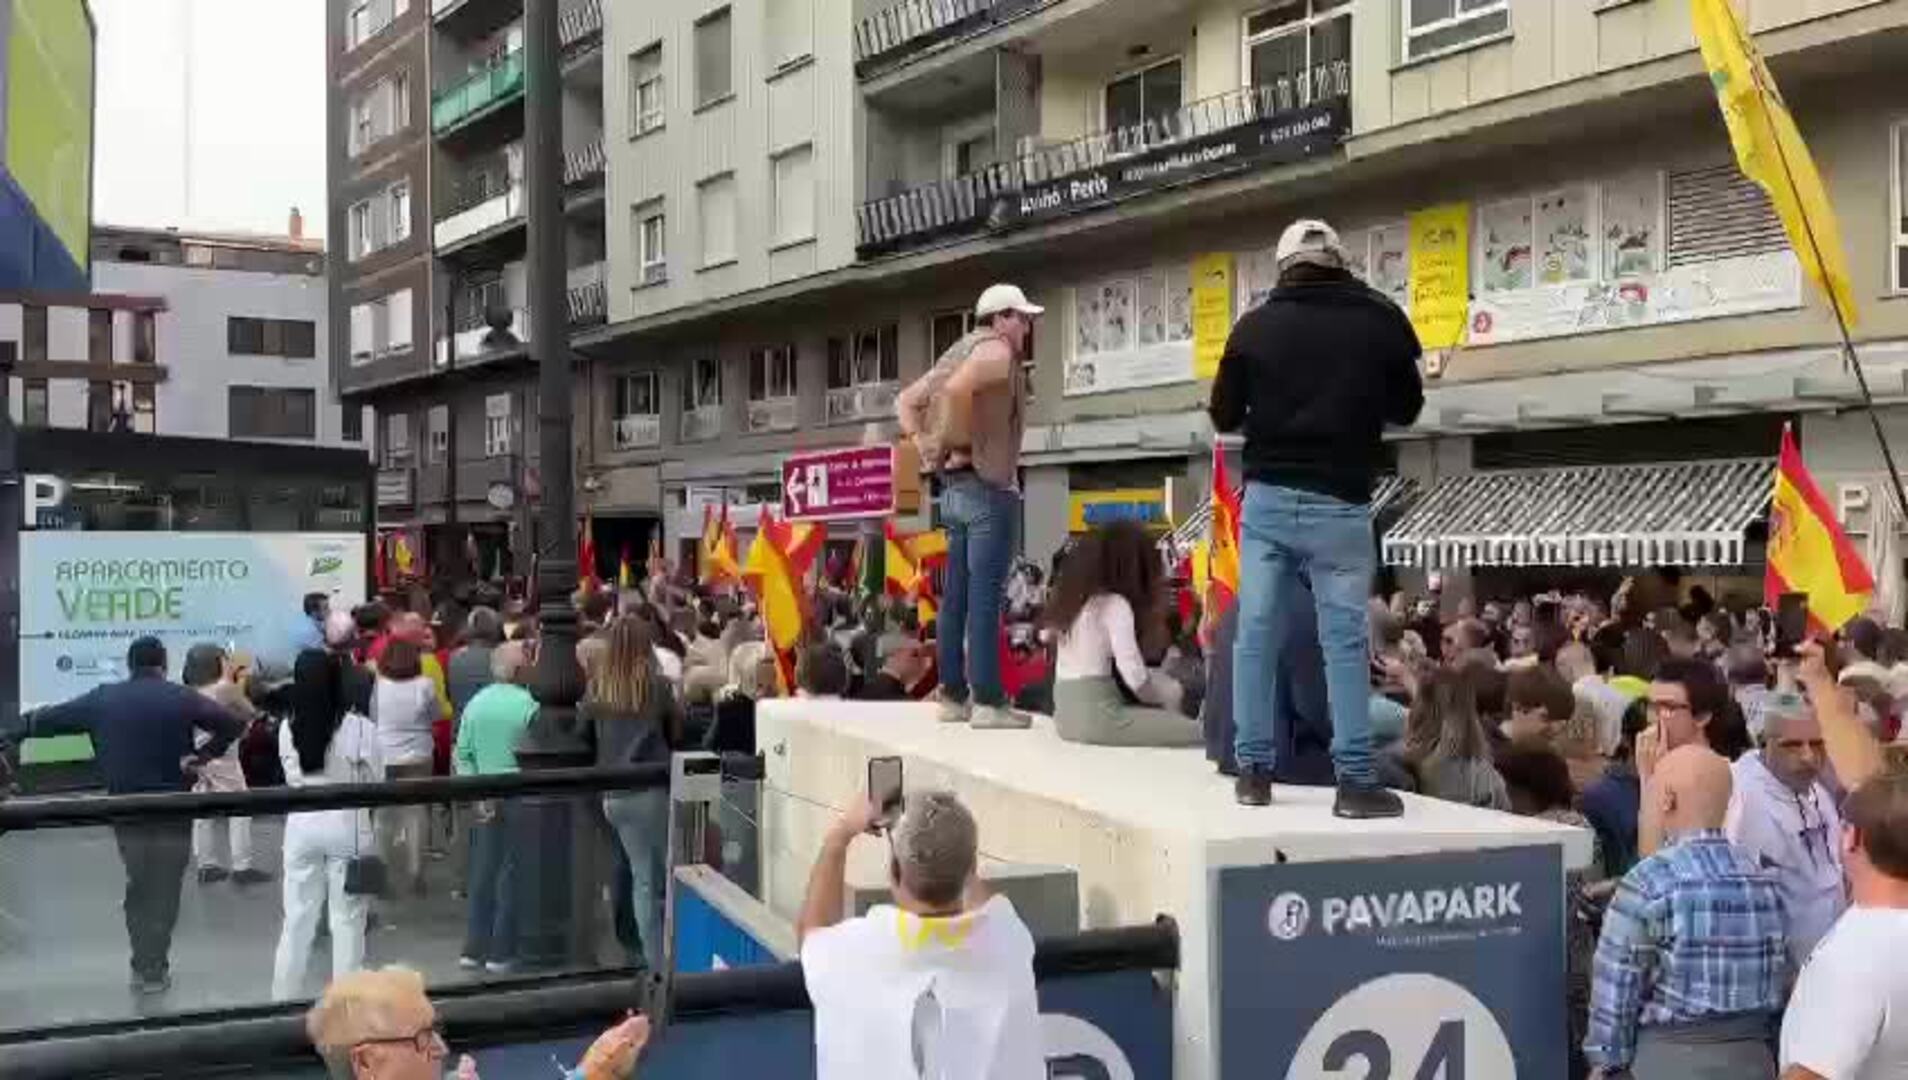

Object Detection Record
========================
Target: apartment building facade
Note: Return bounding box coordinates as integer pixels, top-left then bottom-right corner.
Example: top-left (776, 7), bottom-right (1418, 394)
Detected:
top-left (569, 0), bottom-right (1908, 609)
top-left (327, 0), bottom-right (608, 580)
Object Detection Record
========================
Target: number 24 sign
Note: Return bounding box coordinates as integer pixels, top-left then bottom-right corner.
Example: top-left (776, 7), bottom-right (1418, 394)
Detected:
top-left (1287, 974), bottom-right (1515, 1080)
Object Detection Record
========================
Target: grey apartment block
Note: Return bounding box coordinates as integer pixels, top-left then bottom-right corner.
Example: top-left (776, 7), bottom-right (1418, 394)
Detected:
top-left (327, 0), bottom-right (607, 578)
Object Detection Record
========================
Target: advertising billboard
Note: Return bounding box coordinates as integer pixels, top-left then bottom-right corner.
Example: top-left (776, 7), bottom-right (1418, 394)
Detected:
top-left (19, 531), bottom-right (367, 710)
top-left (0, 0), bottom-right (95, 291)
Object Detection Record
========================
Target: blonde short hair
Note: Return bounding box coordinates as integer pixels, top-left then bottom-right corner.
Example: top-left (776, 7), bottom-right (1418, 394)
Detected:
top-left (490, 640), bottom-right (530, 684)
top-left (306, 966), bottom-right (429, 1077)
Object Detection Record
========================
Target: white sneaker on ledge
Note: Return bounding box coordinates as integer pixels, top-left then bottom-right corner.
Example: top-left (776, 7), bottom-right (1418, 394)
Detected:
top-left (937, 696), bottom-right (971, 724)
top-left (970, 704), bottom-right (1030, 730)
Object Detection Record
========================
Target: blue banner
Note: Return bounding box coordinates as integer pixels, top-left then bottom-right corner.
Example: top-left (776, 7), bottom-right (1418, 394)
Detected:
top-left (1217, 845), bottom-right (1567, 1079)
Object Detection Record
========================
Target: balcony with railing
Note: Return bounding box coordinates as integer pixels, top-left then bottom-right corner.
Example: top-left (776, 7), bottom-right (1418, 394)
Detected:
top-left (564, 137), bottom-right (606, 188)
top-left (856, 63), bottom-right (1352, 258)
top-left (613, 413), bottom-right (662, 450)
top-left (436, 306), bottom-right (530, 369)
top-left (432, 49), bottom-right (525, 135)
top-left (681, 405), bottom-right (723, 443)
top-left (854, 0), bottom-right (1019, 77)
top-left (568, 262), bottom-right (607, 326)
top-left (746, 397), bottom-right (799, 434)
top-left (559, 0), bottom-right (603, 53)
top-left (435, 153), bottom-right (524, 251)
top-left (825, 381), bottom-right (900, 424)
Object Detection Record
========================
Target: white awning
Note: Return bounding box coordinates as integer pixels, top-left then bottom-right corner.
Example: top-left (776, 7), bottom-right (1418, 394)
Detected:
top-left (1168, 475), bottom-right (1417, 549)
top-left (1380, 459), bottom-right (1773, 570)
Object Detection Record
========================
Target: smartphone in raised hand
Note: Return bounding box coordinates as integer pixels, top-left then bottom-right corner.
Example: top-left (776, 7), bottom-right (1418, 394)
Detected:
top-left (868, 756), bottom-right (904, 831)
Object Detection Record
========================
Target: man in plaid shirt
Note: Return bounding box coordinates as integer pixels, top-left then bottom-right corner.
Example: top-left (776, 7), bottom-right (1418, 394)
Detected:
top-left (1585, 745), bottom-right (1789, 1079)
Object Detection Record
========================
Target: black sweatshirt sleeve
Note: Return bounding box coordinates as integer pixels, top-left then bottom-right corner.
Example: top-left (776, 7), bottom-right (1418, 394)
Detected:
top-left (1208, 318), bottom-right (1253, 433)
top-left (1384, 308), bottom-right (1426, 428)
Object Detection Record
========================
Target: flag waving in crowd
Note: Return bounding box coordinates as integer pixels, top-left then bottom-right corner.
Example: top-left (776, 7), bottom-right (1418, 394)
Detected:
top-left (578, 514), bottom-right (599, 588)
top-left (1691, 0), bottom-right (1857, 328)
top-left (884, 521), bottom-right (947, 625)
top-left (1766, 424), bottom-right (1875, 633)
top-left (617, 543), bottom-right (635, 590)
top-left (1205, 442), bottom-right (1242, 621)
top-left (743, 508), bottom-right (824, 692)
top-left (699, 503), bottom-right (742, 586)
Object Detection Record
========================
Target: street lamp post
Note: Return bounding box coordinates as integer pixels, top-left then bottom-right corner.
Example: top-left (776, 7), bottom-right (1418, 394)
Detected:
top-left (512, 0), bottom-right (601, 970)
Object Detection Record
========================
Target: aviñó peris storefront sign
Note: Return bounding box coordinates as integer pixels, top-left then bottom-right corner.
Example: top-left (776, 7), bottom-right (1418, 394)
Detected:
top-left (994, 98), bottom-right (1349, 231)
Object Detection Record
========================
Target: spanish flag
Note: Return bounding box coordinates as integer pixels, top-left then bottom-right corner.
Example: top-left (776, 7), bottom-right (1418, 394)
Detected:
top-left (699, 504), bottom-right (742, 586)
top-left (1766, 425), bottom-right (1874, 633)
top-left (1207, 443), bottom-right (1242, 618)
top-left (578, 514), bottom-right (599, 588)
top-left (884, 521), bottom-right (942, 625)
top-left (743, 509), bottom-right (822, 693)
top-left (1692, 0), bottom-right (1857, 327)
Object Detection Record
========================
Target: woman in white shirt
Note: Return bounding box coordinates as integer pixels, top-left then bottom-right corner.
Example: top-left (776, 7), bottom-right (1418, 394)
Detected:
top-left (372, 638), bottom-right (437, 896)
top-left (273, 651), bottom-right (381, 1000)
top-left (1046, 523), bottom-right (1201, 747)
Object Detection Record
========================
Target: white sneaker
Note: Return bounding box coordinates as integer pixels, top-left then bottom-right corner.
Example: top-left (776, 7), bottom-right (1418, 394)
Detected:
top-left (937, 697), bottom-right (971, 724)
top-left (970, 704), bottom-right (1030, 730)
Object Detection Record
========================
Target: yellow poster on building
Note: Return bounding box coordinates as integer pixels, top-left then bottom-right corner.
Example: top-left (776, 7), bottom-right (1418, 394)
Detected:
top-left (1191, 253), bottom-right (1234, 379)
top-left (1407, 203), bottom-right (1470, 350)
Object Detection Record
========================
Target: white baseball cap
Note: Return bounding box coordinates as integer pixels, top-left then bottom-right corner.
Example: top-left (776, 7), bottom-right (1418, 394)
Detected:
top-left (974, 283), bottom-right (1045, 319)
top-left (1274, 218), bottom-right (1346, 270)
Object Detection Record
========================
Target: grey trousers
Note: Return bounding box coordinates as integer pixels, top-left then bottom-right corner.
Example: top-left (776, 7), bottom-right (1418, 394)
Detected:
top-left (1630, 1013), bottom-right (1776, 1080)
top-left (1053, 676), bottom-right (1203, 748)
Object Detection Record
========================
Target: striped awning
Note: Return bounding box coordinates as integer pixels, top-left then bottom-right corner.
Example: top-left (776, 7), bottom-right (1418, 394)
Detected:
top-left (1167, 475), bottom-right (1418, 549)
top-left (1380, 458), bottom-right (1773, 570)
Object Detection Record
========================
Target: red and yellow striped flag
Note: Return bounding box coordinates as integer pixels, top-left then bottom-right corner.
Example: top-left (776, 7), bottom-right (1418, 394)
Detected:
top-left (700, 503), bottom-right (742, 586)
top-left (1766, 424), bottom-right (1874, 633)
top-left (743, 508), bottom-right (824, 693)
top-left (884, 521), bottom-right (943, 625)
top-left (1206, 443), bottom-right (1242, 618)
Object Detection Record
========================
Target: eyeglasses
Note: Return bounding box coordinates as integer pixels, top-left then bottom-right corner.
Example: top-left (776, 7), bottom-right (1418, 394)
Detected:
top-left (357, 1025), bottom-right (446, 1057)
top-left (1646, 698), bottom-right (1693, 716)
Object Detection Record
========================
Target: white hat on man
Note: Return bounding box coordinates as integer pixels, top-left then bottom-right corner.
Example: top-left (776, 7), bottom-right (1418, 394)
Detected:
top-left (974, 284), bottom-right (1045, 318)
top-left (1274, 218), bottom-right (1347, 270)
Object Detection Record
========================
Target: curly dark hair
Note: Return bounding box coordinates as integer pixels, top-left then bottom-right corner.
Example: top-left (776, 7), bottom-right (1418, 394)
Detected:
top-left (1042, 522), bottom-right (1165, 653)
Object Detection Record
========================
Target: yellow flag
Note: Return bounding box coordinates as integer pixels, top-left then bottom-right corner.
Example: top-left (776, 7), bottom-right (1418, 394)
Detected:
top-left (1691, 0), bottom-right (1857, 327)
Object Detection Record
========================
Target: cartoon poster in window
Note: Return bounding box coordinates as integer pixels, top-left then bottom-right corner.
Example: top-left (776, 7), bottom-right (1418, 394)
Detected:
top-left (1238, 246), bottom-right (1281, 313)
top-left (1368, 223), bottom-right (1410, 308)
top-left (1476, 199), bottom-right (1533, 294)
top-left (1074, 285), bottom-right (1102, 357)
top-left (1341, 228), bottom-right (1371, 285)
top-left (1536, 187), bottom-right (1592, 285)
top-left (1136, 271), bottom-right (1167, 347)
top-left (1166, 265), bottom-right (1195, 343)
top-left (1099, 280), bottom-right (1134, 354)
top-left (1602, 174), bottom-right (1661, 280)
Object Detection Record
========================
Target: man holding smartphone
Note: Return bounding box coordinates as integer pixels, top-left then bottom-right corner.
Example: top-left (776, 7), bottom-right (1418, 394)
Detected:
top-left (796, 787), bottom-right (1044, 1079)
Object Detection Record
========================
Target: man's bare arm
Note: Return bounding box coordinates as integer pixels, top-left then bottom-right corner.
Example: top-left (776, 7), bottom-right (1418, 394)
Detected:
top-left (1798, 640), bottom-right (1886, 791)
top-left (796, 799), bottom-right (879, 944)
top-left (895, 376), bottom-right (929, 437)
top-left (1781, 1067), bottom-right (1826, 1080)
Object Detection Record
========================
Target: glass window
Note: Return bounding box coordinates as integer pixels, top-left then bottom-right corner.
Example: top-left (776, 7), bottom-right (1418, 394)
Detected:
top-left (765, 0), bottom-right (813, 69)
top-left (1247, 0), bottom-right (1351, 98)
top-left (21, 378), bottom-right (48, 427)
top-left (630, 45), bottom-right (665, 135)
top-left (1403, 0), bottom-right (1508, 61)
top-left (636, 203), bottom-right (667, 284)
top-left (484, 394), bottom-right (513, 457)
top-left (748, 344), bottom-right (798, 400)
top-left (698, 174), bottom-right (738, 266)
top-left (384, 410), bottom-right (412, 465)
top-left (427, 404), bottom-right (450, 464)
top-left (695, 9), bottom-right (733, 107)
top-left (1105, 58), bottom-right (1182, 135)
top-left (930, 311), bottom-right (974, 358)
top-left (1895, 123), bottom-right (1908, 291)
top-left (771, 145), bottom-right (815, 246)
top-left (342, 404), bottom-right (364, 443)
top-left (616, 372), bottom-right (659, 416)
top-left (390, 181), bottom-right (411, 243)
top-left (228, 386), bottom-right (317, 440)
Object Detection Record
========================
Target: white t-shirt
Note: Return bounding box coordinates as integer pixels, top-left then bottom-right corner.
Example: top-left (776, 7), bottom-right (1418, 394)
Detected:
top-left (1056, 593), bottom-right (1150, 690)
top-left (1782, 906), bottom-right (1908, 1079)
top-left (801, 895), bottom-right (1045, 1080)
top-left (372, 676), bottom-right (439, 765)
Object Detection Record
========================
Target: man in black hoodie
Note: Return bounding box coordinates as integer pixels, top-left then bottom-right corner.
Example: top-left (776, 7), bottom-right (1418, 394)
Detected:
top-left (1209, 218), bottom-right (1424, 817)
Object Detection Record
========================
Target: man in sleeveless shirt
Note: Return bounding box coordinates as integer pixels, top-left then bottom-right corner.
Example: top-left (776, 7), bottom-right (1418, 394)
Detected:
top-left (897, 284), bottom-right (1040, 730)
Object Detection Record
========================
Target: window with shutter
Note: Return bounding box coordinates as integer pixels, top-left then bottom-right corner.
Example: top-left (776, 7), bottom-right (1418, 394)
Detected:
top-left (387, 289), bottom-right (414, 353)
top-left (350, 303), bottom-right (375, 365)
top-left (1666, 164), bottom-right (1788, 267)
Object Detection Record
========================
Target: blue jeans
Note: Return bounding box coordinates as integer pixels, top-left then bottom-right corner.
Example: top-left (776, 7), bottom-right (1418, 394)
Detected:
top-left (462, 805), bottom-right (517, 963)
top-left (603, 789), bottom-right (670, 971)
top-left (938, 472), bottom-right (1019, 707)
top-left (1232, 483), bottom-right (1378, 785)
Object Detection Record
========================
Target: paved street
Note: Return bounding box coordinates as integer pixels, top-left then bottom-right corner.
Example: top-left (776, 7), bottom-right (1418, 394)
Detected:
top-left (0, 815), bottom-right (481, 1033)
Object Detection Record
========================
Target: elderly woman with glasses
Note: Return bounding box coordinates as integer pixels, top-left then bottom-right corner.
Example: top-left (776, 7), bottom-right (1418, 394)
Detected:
top-left (306, 966), bottom-right (648, 1080)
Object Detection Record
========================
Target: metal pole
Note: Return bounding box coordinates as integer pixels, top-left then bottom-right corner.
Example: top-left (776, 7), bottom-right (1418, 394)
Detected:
top-left (0, 342), bottom-right (18, 739)
top-left (519, 0), bottom-right (582, 763)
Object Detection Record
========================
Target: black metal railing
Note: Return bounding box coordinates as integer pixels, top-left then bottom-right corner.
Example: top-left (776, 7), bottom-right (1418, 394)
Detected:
top-left (559, 0), bottom-right (603, 52)
top-left (569, 279), bottom-right (608, 325)
top-left (857, 63), bottom-right (1351, 255)
top-left (436, 155), bottom-right (523, 223)
top-left (853, 0), bottom-right (1020, 75)
top-left (563, 136), bottom-right (606, 187)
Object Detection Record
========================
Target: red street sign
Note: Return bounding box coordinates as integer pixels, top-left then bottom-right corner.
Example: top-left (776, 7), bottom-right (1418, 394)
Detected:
top-left (781, 445), bottom-right (896, 521)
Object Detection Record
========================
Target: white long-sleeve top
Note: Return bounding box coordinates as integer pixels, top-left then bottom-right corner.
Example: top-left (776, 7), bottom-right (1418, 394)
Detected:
top-left (278, 711), bottom-right (382, 845)
top-left (1056, 593), bottom-right (1154, 693)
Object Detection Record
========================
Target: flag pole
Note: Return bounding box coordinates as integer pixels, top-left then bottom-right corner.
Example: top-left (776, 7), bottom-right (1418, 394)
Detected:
top-left (1743, 41), bottom-right (1908, 522)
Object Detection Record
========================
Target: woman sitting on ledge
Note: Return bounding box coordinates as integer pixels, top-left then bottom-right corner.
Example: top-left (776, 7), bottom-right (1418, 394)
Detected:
top-left (1047, 522), bottom-right (1202, 748)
